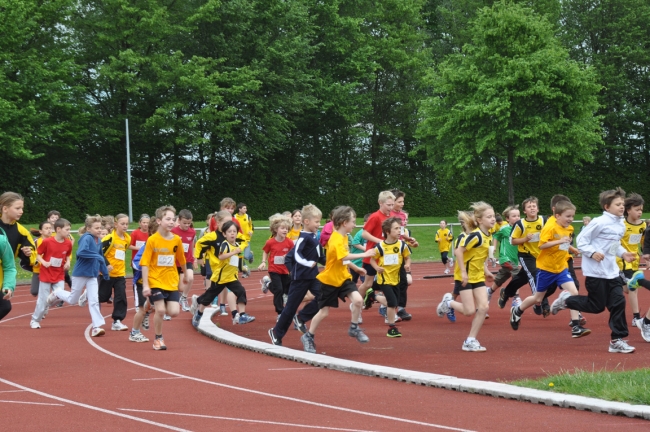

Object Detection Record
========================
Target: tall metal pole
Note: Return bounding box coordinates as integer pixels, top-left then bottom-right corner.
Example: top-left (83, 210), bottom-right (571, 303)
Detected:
top-left (126, 119), bottom-right (133, 223)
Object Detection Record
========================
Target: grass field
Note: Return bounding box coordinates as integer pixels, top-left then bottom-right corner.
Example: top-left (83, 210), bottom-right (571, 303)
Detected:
top-left (512, 368), bottom-right (650, 405)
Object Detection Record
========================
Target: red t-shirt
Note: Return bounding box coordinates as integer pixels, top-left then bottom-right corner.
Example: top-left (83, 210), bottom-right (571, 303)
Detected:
top-left (362, 210), bottom-right (390, 264)
top-left (390, 210), bottom-right (407, 240)
top-left (171, 226), bottom-right (196, 264)
top-left (130, 229), bottom-right (149, 264)
top-left (262, 237), bottom-right (294, 274)
top-left (37, 236), bottom-right (72, 283)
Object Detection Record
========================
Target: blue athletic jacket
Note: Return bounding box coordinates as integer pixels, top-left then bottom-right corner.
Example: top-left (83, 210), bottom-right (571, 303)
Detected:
top-left (72, 233), bottom-right (109, 279)
top-left (287, 231), bottom-right (325, 280)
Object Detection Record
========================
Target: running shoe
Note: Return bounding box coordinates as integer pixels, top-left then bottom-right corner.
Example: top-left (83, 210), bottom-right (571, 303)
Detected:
top-left (436, 293), bottom-right (452, 317)
top-left (180, 296), bottom-right (190, 312)
top-left (462, 339), bottom-right (486, 352)
top-left (129, 332), bottom-right (149, 342)
top-left (260, 276), bottom-right (271, 294)
top-left (220, 304), bottom-right (228, 316)
top-left (551, 291), bottom-right (570, 315)
top-left (571, 325), bottom-right (591, 338)
top-left (444, 268), bottom-right (450, 275)
top-left (486, 287), bottom-right (494, 303)
top-left (510, 306), bottom-right (522, 330)
top-left (363, 288), bottom-right (375, 310)
top-left (387, 326), bottom-right (402, 338)
top-left (56, 301), bottom-right (64, 308)
top-left (632, 316), bottom-right (643, 328)
top-left (639, 321), bottom-right (650, 343)
top-left (190, 294), bottom-right (199, 316)
top-left (446, 308), bottom-right (456, 323)
top-left (30, 320), bottom-right (40, 329)
top-left (192, 312), bottom-right (201, 329)
top-left (163, 314), bottom-right (172, 321)
top-left (608, 339), bottom-right (635, 353)
top-left (46, 290), bottom-right (60, 307)
top-left (78, 290), bottom-right (87, 307)
top-left (236, 314), bottom-right (256, 324)
top-left (384, 315), bottom-right (402, 324)
top-left (397, 308), bottom-right (412, 321)
top-left (511, 296), bottom-right (522, 309)
top-left (532, 304), bottom-right (543, 315)
top-left (292, 314), bottom-right (307, 334)
top-left (300, 332), bottom-right (316, 353)
top-left (91, 327), bottom-right (105, 337)
top-left (112, 320), bottom-right (128, 331)
top-left (348, 325), bottom-right (369, 343)
top-left (153, 338), bottom-right (167, 351)
top-left (242, 265), bottom-right (251, 278)
top-left (542, 298), bottom-right (551, 318)
top-left (268, 328), bottom-right (282, 346)
top-left (628, 271), bottom-right (644, 290)
top-left (142, 313), bottom-right (150, 330)
top-left (378, 305), bottom-right (387, 317)
top-left (498, 288), bottom-right (507, 309)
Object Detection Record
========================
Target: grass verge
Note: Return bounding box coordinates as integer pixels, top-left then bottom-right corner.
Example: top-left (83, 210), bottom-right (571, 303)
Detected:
top-left (511, 367), bottom-right (650, 405)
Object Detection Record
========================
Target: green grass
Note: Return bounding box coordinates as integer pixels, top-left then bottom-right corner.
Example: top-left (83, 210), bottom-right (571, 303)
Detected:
top-left (511, 368), bottom-right (650, 405)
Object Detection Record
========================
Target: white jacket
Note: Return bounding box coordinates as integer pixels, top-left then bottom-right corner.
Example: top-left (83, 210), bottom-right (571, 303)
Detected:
top-left (576, 211), bottom-right (627, 279)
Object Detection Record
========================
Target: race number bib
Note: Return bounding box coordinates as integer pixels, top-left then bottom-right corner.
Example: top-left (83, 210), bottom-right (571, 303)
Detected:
top-left (400, 226), bottom-right (405, 236)
top-left (273, 255), bottom-right (285, 265)
top-left (607, 242), bottom-right (619, 255)
top-left (558, 243), bottom-right (570, 251)
top-left (50, 257), bottom-right (62, 268)
top-left (629, 234), bottom-right (642, 245)
top-left (529, 232), bottom-right (540, 242)
top-left (157, 255), bottom-right (174, 267)
top-left (182, 243), bottom-right (189, 253)
top-left (343, 260), bottom-right (351, 265)
top-left (384, 253), bottom-right (399, 265)
top-left (135, 241), bottom-right (146, 249)
top-left (229, 255), bottom-right (239, 267)
top-left (114, 249), bottom-right (125, 261)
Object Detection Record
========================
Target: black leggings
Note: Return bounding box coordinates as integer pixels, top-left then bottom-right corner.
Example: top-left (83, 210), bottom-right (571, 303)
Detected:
top-left (197, 280), bottom-right (247, 306)
top-left (269, 272), bottom-right (291, 314)
top-left (0, 298), bottom-right (11, 321)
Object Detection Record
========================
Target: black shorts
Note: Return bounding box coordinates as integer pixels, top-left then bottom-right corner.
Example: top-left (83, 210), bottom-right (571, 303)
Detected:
top-left (149, 288), bottom-right (181, 304)
top-left (375, 284), bottom-right (398, 308)
top-left (133, 282), bottom-right (146, 308)
top-left (454, 280), bottom-right (486, 293)
top-left (318, 280), bottom-right (358, 309)
top-left (362, 263), bottom-right (377, 277)
top-left (177, 262), bottom-right (193, 273)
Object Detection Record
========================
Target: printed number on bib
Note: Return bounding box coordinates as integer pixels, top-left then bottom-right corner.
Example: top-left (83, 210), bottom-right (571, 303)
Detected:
top-left (529, 232), bottom-right (540, 242)
top-left (135, 241), bottom-right (146, 249)
top-left (629, 234), bottom-right (642, 245)
top-left (384, 254), bottom-right (399, 265)
top-left (114, 249), bottom-right (125, 261)
top-left (273, 255), bottom-right (285, 265)
top-left (182, 243), bottom-right (189, 253)
top-left (229, 255), bottom-right (239, 267)
top-left (50, 257), bottom-right (63, 268)
top-left (608, 242), bottom-right (619, 255)
top-left (157, 255), bottom-right (174, 267)
top-left (558, 243), bottom-right (570, 251)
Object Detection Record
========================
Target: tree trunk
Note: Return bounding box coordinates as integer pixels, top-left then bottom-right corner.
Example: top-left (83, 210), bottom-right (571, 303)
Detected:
top-left (507, 147), bottom-right (515, 205)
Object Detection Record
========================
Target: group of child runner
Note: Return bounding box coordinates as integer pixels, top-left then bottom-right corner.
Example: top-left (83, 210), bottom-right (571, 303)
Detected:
top-left (1, 186), bottom-right (650, 355)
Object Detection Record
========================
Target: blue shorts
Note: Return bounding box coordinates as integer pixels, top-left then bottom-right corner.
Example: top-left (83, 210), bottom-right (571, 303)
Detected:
top-left (149, 288), bottom-right (181, 304)
top-left (536, 269), bottom-right (573, 293)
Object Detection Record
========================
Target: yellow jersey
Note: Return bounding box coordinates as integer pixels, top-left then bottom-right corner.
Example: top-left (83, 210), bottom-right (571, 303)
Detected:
top-left (510, 216), bottom-right (545, 258)
top-left (288, 226), bottom-right (302, 242)
top-left (102, 231), bottom-right (131, 278)
top-left (536, 219), bottom-right (573, 274)
top-left (617, 219), bottom-right (646, 271)
top-left (32, 237), bottom-right (43, 274)
top-left (210, 241), bottom-right (240, 284)
top-left (139, 232), bottom-right (186, 291)
top-left (460, 228), bottom-right (491, 283)
top-left (373, 240), bottom-right (410, 286)
top-left (317, 231), bottom-right (352, 287)
top-left (234, 213), bottom-right (254, 242)
top-left (453, 233), bottom-right (467, 281)
top-left (194, 231), bottom-right (225, 271)
top-left (435, 228), bottom-right (453, 253)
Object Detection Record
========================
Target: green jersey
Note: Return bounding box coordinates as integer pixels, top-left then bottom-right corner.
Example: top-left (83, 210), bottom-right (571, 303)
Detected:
top-left (493, 224), bottom-right (518, 266)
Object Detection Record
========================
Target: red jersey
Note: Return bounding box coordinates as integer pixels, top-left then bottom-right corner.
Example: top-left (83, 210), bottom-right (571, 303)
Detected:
top-left (262, 237), bottom-right (294, 274)
top-left (171, 226), bottom-right (196, 264)
top-left (390, 210), bottom-right (407, 240)
top-left (362, 210), bottom-right (390, 264)
top-left (37, 236), bottom-right (72, 283)
top-left (130, 229), bottom-right (149, 264)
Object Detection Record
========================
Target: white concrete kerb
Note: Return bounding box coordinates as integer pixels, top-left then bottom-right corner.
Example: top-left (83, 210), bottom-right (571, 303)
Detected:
top-left (197, 307), bottom-right (650, 420)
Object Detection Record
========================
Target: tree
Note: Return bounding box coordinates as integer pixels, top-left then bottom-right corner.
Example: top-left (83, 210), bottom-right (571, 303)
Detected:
top-left (417, 0), bottom-right (602, 204)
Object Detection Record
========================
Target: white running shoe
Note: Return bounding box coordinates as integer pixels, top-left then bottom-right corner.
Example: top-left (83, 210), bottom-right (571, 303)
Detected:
top-left (46, 290), bottom-right (60, 307)
top-left (129, 332), bottom-right (150, 343)
top-left (444, 268), bottom-right (450, 275)
top-left (462, 339), bottom-right (486, 352)
top-left (180, 296), bottom-right (190, 312)
top-left (511, 295), bottom-right (522, 309)
top-left (437, 293), bottom-right (452, 317)
top-left (609, 339), bottom-right (635, 353)
top-left (30, 320), bottom-right (41, 329)
top-left (163, 314), bottom-right (172, 321)
top-left (639, 321), bottom-right (650, 343)
top-left (551, 290), bottom-right (571, 315)
top-left (91, 327), bottom-right (105, 337)
top-left (190, 295), bottom-right (199, 316)
top-left (260, 276), bottom-right (271, 294)
top-left (111, 320), bottom-right (128, 331)
top-left (78, 290), bottom-right (87, 307)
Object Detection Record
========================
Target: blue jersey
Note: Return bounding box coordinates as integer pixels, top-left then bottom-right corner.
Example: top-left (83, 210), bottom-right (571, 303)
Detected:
top-left (288, 231), bottom-right (325, 280)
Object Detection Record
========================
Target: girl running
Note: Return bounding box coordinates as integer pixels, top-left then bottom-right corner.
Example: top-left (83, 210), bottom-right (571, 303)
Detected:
top-left (288, 210), bottom-right (303, 241)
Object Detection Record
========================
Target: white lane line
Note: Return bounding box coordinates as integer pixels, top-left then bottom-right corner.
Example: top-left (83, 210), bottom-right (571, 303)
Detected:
top-left (132, 377), bottom-right (184, 381)
top-left (0, 390), bottom-right (26, 393)
top-left (0, 400), bottom-right (64, 406)
top-left (85, 325), bottom-right (475, 432)
top-left (268, 367), bottom-right (317, 371)
top-left (119, 408), bottom-right (377, 432)
top-left (0, 378), bottom-right (191, 432)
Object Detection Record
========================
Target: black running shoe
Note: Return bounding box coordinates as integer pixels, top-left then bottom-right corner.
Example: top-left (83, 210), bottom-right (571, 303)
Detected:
top-left (498, 287), bottom-right (507, 309)
top-left (571, 325), bottom-right (591, 338)
top-left (397, 308), bottom-right (412, 321)
top-left (510, 306), bottom-right (521, 330)
top-left (268, 328), bottom-right (282, 346)
top-left (541, 298), bottom-right (550, 318)
top-left (363, 289), bottom-right (375, 310)
top-left (532, 304), bottom-right (542, 315)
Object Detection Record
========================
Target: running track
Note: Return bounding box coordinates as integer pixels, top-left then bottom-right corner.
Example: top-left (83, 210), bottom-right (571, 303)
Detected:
top-left (1, 263), bottom-right (649, 431)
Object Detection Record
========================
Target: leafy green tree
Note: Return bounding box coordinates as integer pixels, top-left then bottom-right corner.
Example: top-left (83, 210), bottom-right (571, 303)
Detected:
top-left (417, 0), bottom-right (602, 204)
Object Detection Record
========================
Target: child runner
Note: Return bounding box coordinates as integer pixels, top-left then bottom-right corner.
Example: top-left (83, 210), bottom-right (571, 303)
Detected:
top-left (0, 192), bottom-right (36, 272)
top-left (99, 214), bottom-right (131, 331)
top-left (173, 209), bottom-right (196, 312)
top-left (436, 203), bottom-right (495, 352)
top-left (491, 206), bottom-right (522, 309)
top-left (53, 215), bottom-right (109, 336)
top-left (258, 214), bottom-right (294, 319)
top-left (552, 187), bottom-right (637, 353)
top-left (349, 213), bottom-right (370, 284)
top-left (300, 206), bottom-right (375, 353)
top-left (268, 204), bottom-right (325, 346)
top-left (444, 215), bottom-right (472, 323)
top-left (498, 197), bottom-right (547, 316)
top-left (29, 221), bottom-right (53, 297)
top-left (370, 217), bottom-right (411, 337)
top-left (509, 201), bottom-right (590, 337)
top-left (235, 203), bottom-right (254, 264)
top-left (288, 210), bottom-right (303, 241)
top-left (31, 219), bottom-right (72, 328)
top-left (390, 190), bottom-right (418, 321)
top-left (140, 206), bottom-right (188, 350)
top-left (435, 221), bottom-right (454, 274)
top-left (129, 214), bottom-right (150, 266)
top-left (0, 231), bottom-right (16, 322)
top-left (191, 221), bottom-right (255, 328)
